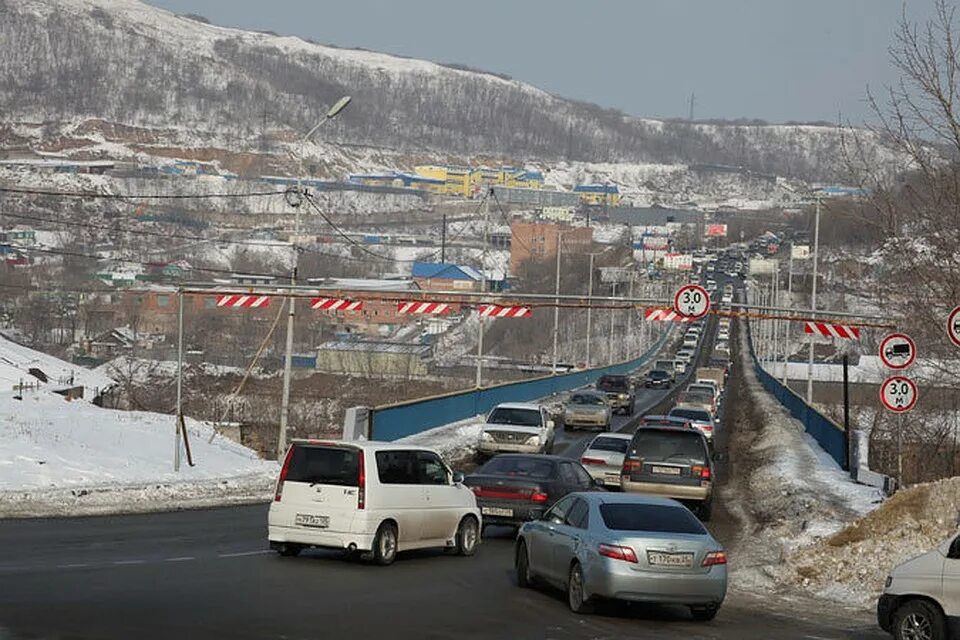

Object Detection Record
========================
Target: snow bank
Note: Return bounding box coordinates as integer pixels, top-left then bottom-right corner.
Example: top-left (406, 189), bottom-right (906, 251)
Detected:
top-left (781, 478), bottom-right (960, 607)
top-left (0, 390), bottom-right (277, 517)
top-left (397, 415), bottom-right (485, 464)
top-left (725, 325), bottom-right (883, 597)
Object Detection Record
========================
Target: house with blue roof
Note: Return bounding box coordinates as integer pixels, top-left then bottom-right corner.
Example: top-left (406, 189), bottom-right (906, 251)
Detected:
top-left (411, 261), bottom-right (488, 292)
top-left (573, 184), bottom-right (621, 206)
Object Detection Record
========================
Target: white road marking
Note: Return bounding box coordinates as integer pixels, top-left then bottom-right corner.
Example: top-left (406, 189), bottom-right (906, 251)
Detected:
top-left (113, 560), bottom-right (145, 565)
top-left (163, 556), bottom-right (195, 562)
top-left (217, 550), bottom-right (270, 558)
top-left (56, 563), bottom-right (91, 569)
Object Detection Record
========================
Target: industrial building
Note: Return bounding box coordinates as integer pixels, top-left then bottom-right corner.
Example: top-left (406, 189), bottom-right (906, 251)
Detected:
top-left (509, 222), bottom-right (593, 275)
top-left (315, 340), bottom-right (433, 377)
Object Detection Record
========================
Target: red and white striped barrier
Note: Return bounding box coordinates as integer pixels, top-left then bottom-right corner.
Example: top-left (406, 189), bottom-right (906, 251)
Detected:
top-left (311, 298), bottom-right (364, 312)
top-left (643, 308), bottom-right (692, 323)
top-left (397, 301), bottom-right (451, 315)
top-left (804, 321), bottom-right (861, 340)
top-left (216, 294), bottom-right (271, 308)
top-left (478, 304), bottom-right (532, 318)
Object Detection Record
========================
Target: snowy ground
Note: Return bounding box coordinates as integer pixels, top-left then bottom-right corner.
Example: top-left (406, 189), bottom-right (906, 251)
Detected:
top-left (0, 333), bottom-right (113, 394)
top-left (0, 337), bottom-right (276, 517)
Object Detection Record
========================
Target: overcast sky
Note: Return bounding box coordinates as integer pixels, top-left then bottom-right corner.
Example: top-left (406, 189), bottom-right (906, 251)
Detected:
top-left (146, 0), bottom-right (935, 124)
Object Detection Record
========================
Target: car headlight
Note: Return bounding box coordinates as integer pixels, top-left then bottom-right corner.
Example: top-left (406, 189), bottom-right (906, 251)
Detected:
top-left (618, 393), bottom-right (629, 400)
top-left (480, 432), bottom-right (494, 442)
top-left (525, 435), bottom-right (541, 446)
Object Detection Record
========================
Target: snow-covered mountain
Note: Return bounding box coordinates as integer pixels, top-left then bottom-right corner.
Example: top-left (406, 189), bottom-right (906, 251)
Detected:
top-left (0, 0), bottom-right (895, 182)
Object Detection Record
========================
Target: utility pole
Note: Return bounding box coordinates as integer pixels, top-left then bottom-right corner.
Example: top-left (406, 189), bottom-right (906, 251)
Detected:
top-left (807, 194), bottom-right (821, 404)
top-left (688, 92), bottom-right (696, 121)
top-left (441, 213), bottom-right (447, 263)
top-left (585, 252), bottom-right (596, 368)
top-left (551, 230), bottom-right (565, 375)
top-left (174, 289), bottom-right (184, 472)
top-left (772, 264), bottom-right (779, 372)
top-left (627, 270), bottom-right (635, 353)
top-left (475, 189), bottom-right (491, 388)
top-left (608, 282), bottom-right (617, 365)
top-left (783, 253), bottom-right (794, 386)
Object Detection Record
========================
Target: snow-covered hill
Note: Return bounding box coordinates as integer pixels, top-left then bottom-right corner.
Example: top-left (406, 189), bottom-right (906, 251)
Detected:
top-left (0, 0), bottom-right (897, 181)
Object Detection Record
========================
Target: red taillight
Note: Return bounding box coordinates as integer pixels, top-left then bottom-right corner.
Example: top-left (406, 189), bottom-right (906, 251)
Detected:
top-left (598, 543), bottom-right (638, 563)
top-left (357, 451), bottom-right (366, 510)
top-left (692, 465), bottom-right (711, 480)
top-left (531, 491), bottom-right (549, 503)
top-left (275, 445), bottom-right (295, 502)
top-left (581, 457), bottom-right (605, 465)
top-left (702, 550), bottom-right (727, 567)
top-left (622, 459), bottom-right (642, 474)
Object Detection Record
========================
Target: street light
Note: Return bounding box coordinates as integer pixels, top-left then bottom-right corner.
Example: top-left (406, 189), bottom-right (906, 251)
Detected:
top-left (278, 95), bottom-right (352, 459)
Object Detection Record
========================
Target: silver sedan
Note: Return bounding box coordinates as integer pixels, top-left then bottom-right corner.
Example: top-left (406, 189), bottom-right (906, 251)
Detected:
top-left (563, 391), bottom-right (612, 431)
top-left (515, 493), bottom-right (727, 620)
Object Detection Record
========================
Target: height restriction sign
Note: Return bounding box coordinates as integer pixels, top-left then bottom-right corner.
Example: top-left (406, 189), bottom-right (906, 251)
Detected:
top-left (879, 333), bottom-right (916, 370)
top-left (880, 375), bottom-right (918, 413)
top-left (948, 306), bottom-right (960, 348)
top-left (673, 284), bottom-right (710, 319)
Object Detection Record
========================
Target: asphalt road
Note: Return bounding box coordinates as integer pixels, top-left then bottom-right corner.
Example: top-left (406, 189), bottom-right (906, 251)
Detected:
top-left (0, 504), bottom-right (883, 640)
top-left (0, 275), bottom-right (887, 640)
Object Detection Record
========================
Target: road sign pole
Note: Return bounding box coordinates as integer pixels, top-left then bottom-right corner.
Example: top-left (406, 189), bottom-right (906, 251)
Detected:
top-left (783, 257), bottom-right (793, 386)
top-left (897, 412), bottom-right (903, 488)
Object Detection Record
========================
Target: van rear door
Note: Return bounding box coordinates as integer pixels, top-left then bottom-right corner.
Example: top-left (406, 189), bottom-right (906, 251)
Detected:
top-left (275, 444), bottom-right (362, 534)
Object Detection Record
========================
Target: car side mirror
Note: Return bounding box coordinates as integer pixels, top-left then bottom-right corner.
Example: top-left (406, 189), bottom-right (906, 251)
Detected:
top-left (949, 535), bottom-right (960, 559)
top-left (452, 472), bottom-right (465, 484)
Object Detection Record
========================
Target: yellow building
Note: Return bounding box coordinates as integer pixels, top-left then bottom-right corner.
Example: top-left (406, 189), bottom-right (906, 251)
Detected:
top-left (413, 164), bottom-right (545, 198)
top-left (574, 184), bottom-right (621, 206)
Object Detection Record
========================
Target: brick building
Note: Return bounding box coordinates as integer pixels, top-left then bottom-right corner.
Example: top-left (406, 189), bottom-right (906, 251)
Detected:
top-left (509, 223), bottom-right (593, 275)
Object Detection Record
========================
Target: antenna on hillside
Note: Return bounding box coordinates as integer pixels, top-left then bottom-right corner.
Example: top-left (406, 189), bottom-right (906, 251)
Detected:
top-left (688, 92), bottom-right (696, 122)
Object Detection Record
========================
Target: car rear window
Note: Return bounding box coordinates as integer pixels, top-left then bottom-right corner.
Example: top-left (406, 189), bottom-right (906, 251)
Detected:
top-left (589, 437), bottom-right (630, 454)
top-left (488, 407), bottom-right (542, 426)
top-left (571, 393), bottom-right (606, 406)
top-left (285, 445), bottom-right (359, 486)
top-left (649, 370), bottom-right (669, 379)
top-left (599, 503), bottom-right (706, 534)
top-left (689, 385), bottom-right (714, 395)
top-left (597, 376), bottom-right (629, 391)
top-left (629, 430), bottom-right (707, 464)
top-left (480, 456), bottom-right (555, 478)
top-left (669, 408), bottom-right (712, 422)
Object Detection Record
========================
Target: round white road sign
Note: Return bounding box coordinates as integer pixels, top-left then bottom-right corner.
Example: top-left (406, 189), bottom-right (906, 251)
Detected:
top-left (948, 306), bottom-right (960, 348)
top-left (879, 333), bottom-right (916, 370)
top-left (674, 284), bottom-right (710, 319)
top-left (880, 375), bottom-right (918, 413)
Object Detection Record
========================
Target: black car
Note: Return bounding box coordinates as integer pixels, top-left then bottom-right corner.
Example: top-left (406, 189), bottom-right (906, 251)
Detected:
top-left (465, 454), bottom-right (601, 531)
top-left (596, 374), bottom-right (636, 414)
top-left (644, 368), bottom-right (674, 388)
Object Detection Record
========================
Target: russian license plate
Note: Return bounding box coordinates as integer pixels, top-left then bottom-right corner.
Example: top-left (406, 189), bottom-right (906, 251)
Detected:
top-left (651, 465), bottom-right (681, 475)
top-left (603, 477), bottom-right (620, 486)
top-left (295, 513), bottom-right (329, 528)
top-left (481, 507), bottom-right (514, 517)
top-left (648, 551), bottom-right (694, 567)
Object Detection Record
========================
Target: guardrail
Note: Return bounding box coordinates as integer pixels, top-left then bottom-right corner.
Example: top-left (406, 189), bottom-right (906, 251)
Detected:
top-left (370, 329), bottom-right (672, 441)
top-left (753, 359), bottom-right (848, 469)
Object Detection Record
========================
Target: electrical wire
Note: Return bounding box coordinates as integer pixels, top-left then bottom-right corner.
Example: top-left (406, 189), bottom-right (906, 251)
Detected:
top-left (0, 186), bottom-right (288, 200)
top-left (9, 244), bottom-right (291, 280)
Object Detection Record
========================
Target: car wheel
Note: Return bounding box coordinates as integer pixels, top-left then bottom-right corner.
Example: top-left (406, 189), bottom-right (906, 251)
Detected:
top-left (690, 605), bottom-right (719, 621)
top-left (567, 562), bottom-right (594, 614)
top-left (276, 543), bottom-right (302, 558)
top-left (516, 540), bottom-right (534, 588)
top-left (699, 499), bottom-right (713, 522)
top-left (372, 522), bottom-right (398, 566)
top-left (893, 599), bottom-right (947, 640)
top-left (455, 516), bottom-right (479, 557)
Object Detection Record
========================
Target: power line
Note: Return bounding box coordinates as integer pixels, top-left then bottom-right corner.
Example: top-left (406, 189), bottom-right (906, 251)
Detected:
top-left (0, 186), bottom-right (288, 200)
top-left (10, 244), bottom-right (291, 280)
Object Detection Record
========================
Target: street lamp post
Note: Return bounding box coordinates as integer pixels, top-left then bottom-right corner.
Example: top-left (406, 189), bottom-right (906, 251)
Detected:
top-left (585, 252), bottom-right (596, 368)
top-left (551, 229), bottom-right (571, 375)
top-left (278, 96), bottom-right (352, 459)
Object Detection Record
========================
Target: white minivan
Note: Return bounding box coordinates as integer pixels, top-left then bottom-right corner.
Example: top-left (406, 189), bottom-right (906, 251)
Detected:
top-left (268, 440), bottom-right (481, 565)
top-left (878, 532), bottom-right (960, 640)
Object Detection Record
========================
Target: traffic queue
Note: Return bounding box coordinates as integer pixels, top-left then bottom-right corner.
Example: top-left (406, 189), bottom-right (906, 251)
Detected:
top-left (263, 285), bottom-right (736, 623)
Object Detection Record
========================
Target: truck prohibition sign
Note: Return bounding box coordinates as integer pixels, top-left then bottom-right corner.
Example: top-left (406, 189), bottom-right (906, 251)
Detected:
top-left (673, 284), bottom-right (710, 319)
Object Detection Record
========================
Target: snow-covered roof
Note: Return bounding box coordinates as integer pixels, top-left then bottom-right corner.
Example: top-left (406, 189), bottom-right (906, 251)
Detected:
top-left (0, 333), bottom-right (113, 394)
top-left (412, 261), bottom-right (483, 281)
